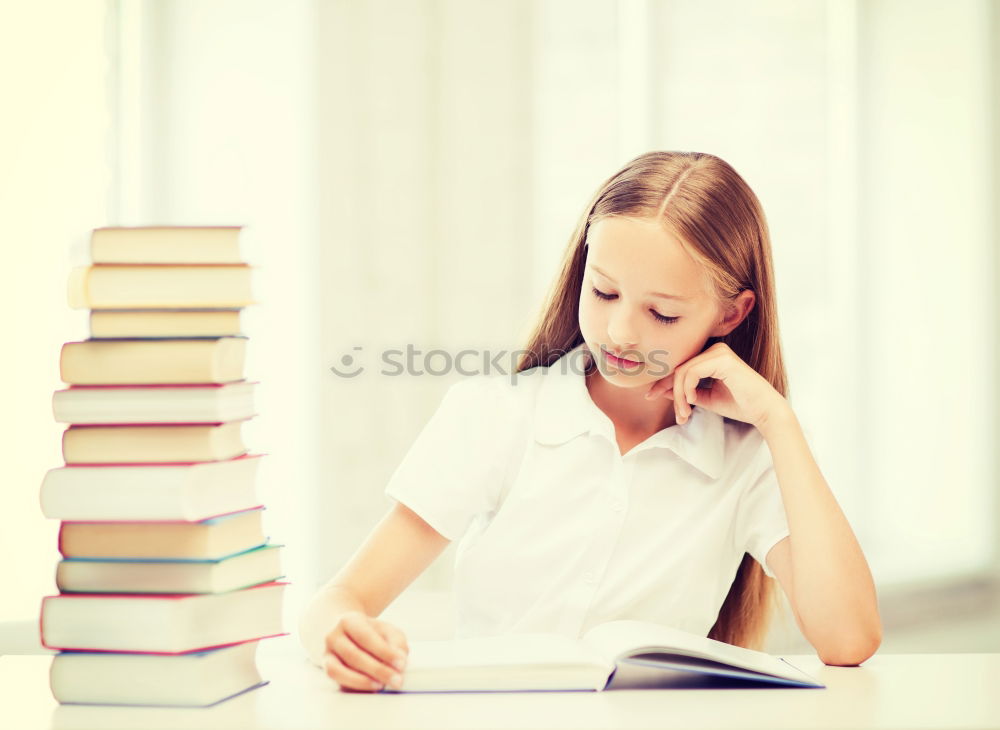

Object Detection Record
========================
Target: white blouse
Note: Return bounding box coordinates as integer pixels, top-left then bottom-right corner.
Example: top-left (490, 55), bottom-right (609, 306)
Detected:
top-left (384, 343), bottom-right (796, 640)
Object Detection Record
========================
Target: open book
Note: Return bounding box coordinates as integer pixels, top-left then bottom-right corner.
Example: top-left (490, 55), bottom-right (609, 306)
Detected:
top-left (384, 619), bottom-right (824, 693)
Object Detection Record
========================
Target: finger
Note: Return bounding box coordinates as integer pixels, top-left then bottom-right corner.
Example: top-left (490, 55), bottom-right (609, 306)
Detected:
top-left (686, 376), bottom-right (698, 414)
top-left (677, 367), bottom-right (700, 422)
top-left (328, 632), bottom-right (403, 689)
top-left (323, 650), bottom-right (384, 693)
top-left (678, 361), bottom-right (717, 421)
top-left (691, 379), bottom-right (717, 411)
top-left (343, 614), bottom-right (406, 671)
top-left (674, 367), bottom-right (686, 424)
top-left (373, 620), bottom-right (410, 668)
top-left (689, 379), bottom-right (707, 412)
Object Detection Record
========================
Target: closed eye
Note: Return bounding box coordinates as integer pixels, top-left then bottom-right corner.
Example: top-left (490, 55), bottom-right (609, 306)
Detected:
top-left (591, 286), bottom-right (680, 325)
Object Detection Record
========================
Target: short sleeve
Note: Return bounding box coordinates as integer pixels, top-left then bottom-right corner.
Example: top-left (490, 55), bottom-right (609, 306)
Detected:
top-left (733, 439), bottom-right (791, 579)
top-left (383, 376), bottom-right (507, 542)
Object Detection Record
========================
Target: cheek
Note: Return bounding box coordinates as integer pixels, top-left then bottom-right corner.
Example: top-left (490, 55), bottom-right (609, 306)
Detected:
top-left (646, 325), bottom-right (694, 371)
top-left (661, 331), bottom-right (703, 368)
top-left (577, 295), bottom-right (602, 332)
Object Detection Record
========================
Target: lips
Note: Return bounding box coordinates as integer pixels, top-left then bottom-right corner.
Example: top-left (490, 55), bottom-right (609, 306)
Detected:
top-left (602, 347), bottom-right (642, 367)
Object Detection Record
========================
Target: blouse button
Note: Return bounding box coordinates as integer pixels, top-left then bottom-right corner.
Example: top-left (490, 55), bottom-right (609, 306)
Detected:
top-left (611, 500), bottom-right (624, 512)
top-left (583, 571), bottom-right (596, 584)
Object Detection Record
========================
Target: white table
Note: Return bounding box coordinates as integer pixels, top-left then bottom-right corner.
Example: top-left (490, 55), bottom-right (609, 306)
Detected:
top-left (3, 634), bottom-right (999, 730)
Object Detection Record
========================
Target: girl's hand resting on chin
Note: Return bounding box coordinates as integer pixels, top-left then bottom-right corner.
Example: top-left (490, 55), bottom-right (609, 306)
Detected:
top-left (645, 341), bottom-right (790, 432)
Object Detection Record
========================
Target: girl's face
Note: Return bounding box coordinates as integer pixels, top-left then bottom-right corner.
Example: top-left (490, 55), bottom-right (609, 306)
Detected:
top-left (578, 216), bottom-right (734, 389)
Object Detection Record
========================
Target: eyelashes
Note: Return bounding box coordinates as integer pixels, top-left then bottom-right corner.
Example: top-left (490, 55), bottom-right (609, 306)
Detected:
top-left (590, 286), bottom-right (680, 325)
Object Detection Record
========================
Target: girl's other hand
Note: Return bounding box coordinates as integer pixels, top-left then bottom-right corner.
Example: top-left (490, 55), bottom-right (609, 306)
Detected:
top-left (644, 342), bottom-right (787, 429)
top-left (322, 610), bottom-right (409, 692)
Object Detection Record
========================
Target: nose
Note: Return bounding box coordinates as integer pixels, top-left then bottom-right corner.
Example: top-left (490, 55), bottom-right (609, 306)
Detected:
top-left (606, 306), bottom-right (640, 352)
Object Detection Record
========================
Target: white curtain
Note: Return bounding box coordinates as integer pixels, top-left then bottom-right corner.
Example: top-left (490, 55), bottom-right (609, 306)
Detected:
top-left (5, 0), bottom-right (994, 645)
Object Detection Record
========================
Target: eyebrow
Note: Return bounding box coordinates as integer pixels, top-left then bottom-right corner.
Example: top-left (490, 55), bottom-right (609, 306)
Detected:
top-left (588, 265), bottom-right (692, 301)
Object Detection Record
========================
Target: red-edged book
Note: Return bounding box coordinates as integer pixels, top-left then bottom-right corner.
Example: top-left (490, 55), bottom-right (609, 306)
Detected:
top-left (52, 381), bottom-right (257, 425)
top-left (39, 453), bottom-right (264, 522)
top-left (40, 581), bottom-right (287, 653)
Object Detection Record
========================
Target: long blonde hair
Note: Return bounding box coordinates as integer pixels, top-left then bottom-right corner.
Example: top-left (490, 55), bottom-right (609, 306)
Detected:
top-left (517, 151), bottom-right (788, 649)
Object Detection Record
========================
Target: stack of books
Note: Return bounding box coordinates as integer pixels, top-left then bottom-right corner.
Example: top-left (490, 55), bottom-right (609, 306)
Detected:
top-left (38, 226), bottom-right (287, 707)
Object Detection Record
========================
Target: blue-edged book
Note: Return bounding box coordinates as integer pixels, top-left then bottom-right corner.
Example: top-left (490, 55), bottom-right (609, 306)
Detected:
top-left (50, 638), bottom-right (269, 707)
top-left (55, 543), bottom-right (284, 594)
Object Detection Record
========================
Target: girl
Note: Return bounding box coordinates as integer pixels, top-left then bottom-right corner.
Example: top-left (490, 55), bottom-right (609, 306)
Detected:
top-left (299, 151), bottom-right (882, 693)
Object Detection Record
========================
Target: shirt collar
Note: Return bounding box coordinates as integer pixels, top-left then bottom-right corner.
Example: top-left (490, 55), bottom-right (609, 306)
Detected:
top-left (532, 343), bottom-right (726, 479)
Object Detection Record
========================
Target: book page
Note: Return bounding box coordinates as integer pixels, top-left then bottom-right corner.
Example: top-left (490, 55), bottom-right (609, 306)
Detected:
top-left (407, 632), bottom-right (611, 672)
top-left (607, 660), bottom-right (788, 690)
top-left (581, 619), bottom-right (821, 686)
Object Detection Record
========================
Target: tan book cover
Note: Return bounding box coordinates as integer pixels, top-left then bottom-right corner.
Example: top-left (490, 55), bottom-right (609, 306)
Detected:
top-left (89, 226), bottom-right (243, 264)
top-left (58, 507), bottom-right (267, 560)
top-left (90, 309), bottom-right (243, 338)
top-left (62, 421), bottom-right (247, 463)
top-left (68, 265), bottom-right (254, 309)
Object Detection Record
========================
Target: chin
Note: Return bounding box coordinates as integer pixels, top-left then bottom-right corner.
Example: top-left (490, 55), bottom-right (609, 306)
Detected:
top-left (605, 372), bottom-right (651, 387)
